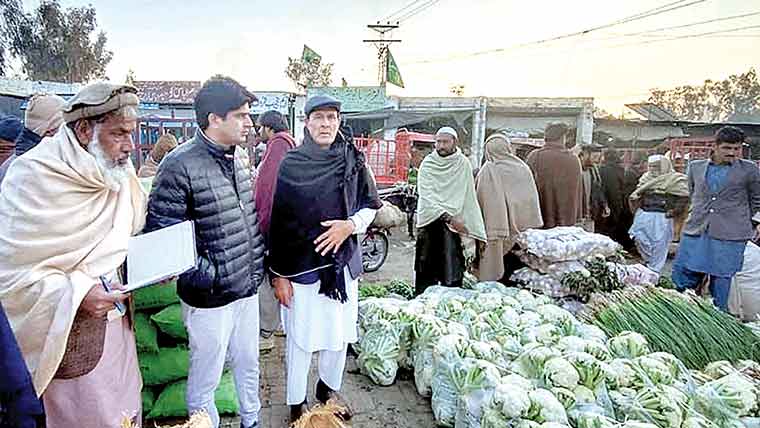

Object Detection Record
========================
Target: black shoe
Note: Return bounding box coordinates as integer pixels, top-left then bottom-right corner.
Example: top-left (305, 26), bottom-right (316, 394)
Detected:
top-left (240, 422), bottom-right (258, 428)
top-left (315, 379), bottom-right (353, 421)
top-left (289, 400), bottom-right (308, 424)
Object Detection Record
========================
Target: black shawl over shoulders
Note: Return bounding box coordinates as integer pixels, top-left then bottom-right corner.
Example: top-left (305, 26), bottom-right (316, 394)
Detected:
top-left (268, 128), bottom-right (381, 302)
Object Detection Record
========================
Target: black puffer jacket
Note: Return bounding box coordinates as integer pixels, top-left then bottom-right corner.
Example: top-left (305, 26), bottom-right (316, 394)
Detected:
top-left (145, 131), bottom-right (265, 308)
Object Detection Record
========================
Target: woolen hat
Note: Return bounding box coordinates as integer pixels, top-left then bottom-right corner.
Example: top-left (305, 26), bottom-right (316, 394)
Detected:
top-left (63, 82), bottom-right (140, 123)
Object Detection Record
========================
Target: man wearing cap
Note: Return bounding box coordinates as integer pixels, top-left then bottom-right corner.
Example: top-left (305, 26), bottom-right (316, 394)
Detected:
top-left (145, 76), bottom-right (265, 428)
top-left (414, 126), bottom-right (486, 295)
top-left (0, 94), bottom-right (66, 187)
top-left (628, 155), bottom-right (689, 273)
top-left (268, 95), bottom-right (381, 423)
top-left (0, 82), bottom-right (145, 428)
top-left (0, 114), bottom-right (23, 168)
top-left (672, 126), bottom-right (760, 310)
top-left (527, 123), bottom-right (583, 229)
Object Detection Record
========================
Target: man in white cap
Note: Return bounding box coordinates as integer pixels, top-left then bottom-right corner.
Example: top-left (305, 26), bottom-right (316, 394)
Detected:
top-left (627, 154), bottom-right (689, 273)
top-left (414, 126), bottom-right (486, 295)
top-left (0, 93), bottom-right (66, 187)
top-left (269, 94), bottom-right (381, 423)
top-left (0, 82), bottom-right (145, 428)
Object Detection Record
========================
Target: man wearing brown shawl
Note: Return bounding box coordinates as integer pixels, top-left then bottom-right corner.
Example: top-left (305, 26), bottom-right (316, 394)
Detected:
top-left (0, 82), bottom-right (146, 428)
top-left (475, 134), bottom-right (543, 282)
top-left (526, 123), bottom-right (583, 229)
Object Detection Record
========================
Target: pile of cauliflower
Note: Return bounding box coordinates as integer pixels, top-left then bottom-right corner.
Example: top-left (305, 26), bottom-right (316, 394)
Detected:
top-left (357, 283), bottom-right (760, 428)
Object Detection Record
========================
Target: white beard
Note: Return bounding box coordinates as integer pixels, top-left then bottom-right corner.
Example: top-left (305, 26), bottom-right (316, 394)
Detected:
top-left (88, 131), bottom-right (129, 192)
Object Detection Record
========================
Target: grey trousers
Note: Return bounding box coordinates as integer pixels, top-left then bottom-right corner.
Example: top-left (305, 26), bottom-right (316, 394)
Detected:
top-left (258, 273), bottom-right (281, 334)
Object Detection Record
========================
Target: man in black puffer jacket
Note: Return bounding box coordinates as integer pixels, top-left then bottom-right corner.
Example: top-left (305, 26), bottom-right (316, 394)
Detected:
top-left (145, 76), bottom-right (265, 428)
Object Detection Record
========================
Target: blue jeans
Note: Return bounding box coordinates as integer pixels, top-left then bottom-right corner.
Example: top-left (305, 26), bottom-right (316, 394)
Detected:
top-left (672, 263), bottom-right (732, 311)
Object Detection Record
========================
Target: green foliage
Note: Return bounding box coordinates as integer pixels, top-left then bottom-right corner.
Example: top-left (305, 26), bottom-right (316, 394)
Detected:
top-left (649, 68), bottom-right (760, 122)
top-left (4, 0), bottom-right (112, 82)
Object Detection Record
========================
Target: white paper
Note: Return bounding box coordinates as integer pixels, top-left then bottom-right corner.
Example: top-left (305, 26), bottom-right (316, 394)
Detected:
top-left (125, 221), bottom-right (197, 293)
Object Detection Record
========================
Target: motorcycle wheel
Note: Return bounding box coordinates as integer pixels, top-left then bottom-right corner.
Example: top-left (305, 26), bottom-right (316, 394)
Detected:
top-left (361, 231), bottom-right (389, 273)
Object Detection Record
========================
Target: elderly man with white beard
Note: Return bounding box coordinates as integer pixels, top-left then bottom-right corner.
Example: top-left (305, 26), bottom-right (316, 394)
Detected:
top-left (0, 82), bottom-right (147, 428)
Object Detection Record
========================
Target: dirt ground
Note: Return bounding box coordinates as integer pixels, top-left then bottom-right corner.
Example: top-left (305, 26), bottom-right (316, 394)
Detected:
top-left (171, 228), bottom-right (674, 428)
top-left (361, 226), bottom-right (416, 285)
top-left (216, 227), bottom-right (430, 428)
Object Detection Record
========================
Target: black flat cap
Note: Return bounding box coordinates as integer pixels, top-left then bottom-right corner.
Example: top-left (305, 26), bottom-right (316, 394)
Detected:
top-left (304, 95), bottom-right (341, 117)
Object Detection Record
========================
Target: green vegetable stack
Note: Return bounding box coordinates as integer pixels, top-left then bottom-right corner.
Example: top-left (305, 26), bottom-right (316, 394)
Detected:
top-left (359, 279), bottom-right (414, 301)
top-left (583, 286), bottom-right (760, 369)
top-left (358, 283), bottom-right (760, 428)
top-left (133, 281), bottom-right (238, 420)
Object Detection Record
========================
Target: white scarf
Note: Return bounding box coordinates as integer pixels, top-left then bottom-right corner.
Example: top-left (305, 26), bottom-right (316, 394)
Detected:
top-left (0, 126), bottom-right (146, 394)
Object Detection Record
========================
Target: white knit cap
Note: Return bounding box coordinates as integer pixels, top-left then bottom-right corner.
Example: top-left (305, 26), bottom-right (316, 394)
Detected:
top-left (648, 154), bottom-right (664, 163)
top-left (436, 126), bottom-right (458, 140)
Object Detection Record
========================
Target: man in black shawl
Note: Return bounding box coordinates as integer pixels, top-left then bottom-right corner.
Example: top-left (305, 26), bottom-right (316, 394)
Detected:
top-left (268, 95), bottom-right (381, 423)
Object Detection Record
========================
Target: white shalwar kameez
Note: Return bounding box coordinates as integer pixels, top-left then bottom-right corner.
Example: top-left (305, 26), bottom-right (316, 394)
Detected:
top-left (629, 208), bottom-right (674, 273)
top-left (278, 208), bottom-right (376, 405)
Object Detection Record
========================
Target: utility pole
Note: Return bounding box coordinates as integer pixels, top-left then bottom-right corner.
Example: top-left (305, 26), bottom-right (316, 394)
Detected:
top-left (363, 22), bottom-right (401, 86)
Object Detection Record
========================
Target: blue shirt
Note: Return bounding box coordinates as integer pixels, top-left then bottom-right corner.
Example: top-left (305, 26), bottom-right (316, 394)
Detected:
top-left (675, 161), bottom-right (746, 277)
top-left (706, 163), bottom-right (731, 193)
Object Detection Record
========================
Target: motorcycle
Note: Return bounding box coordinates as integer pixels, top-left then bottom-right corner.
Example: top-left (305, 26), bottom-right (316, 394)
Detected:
top-left (361, 224), bottom-right (390, 273)
top-left (361, 184), bottom-right (417, 272)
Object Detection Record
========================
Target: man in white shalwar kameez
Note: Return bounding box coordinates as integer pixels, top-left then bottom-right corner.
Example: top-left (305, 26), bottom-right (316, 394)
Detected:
top-left (268, 95), bottom-right (381, 424)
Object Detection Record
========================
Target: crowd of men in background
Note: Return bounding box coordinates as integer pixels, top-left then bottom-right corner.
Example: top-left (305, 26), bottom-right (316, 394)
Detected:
top-left (413, 121), bottom-right (760, 315)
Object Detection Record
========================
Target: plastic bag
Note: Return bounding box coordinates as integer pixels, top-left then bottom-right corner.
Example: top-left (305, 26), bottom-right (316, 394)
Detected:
top-left (151, 303), bottom-right (187, 340)
top-left (141, 388), bottom-right (155, 415)
top-left (356, 319), bottom-right (401, 386)
top-left (133, 280), bottom-right (179, 310)
top-left (135, 311), bottom-right (159, 354)
top-left (455, 388), bottom-right (494, 428)
top-left (433, 357), bottom-right (501, 427)
top-left (139, 346), bottom-right (189, 386)
top-left (147, 372), bottom-right (238, 419)
top-left (414, 349), bottom-right (435, 397)
top-left (511, 268), bottom-right (570, 298)
top-left (515, 227), bottom-right (621, 264)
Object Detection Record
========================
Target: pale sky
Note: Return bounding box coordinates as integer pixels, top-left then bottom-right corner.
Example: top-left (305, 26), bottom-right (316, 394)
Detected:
top-left (21, 0), bottom-right (760, 115)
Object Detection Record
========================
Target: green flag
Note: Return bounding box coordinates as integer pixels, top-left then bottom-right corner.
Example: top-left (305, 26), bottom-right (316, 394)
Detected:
top-left (385, 49), bottom-right (404, 88)
top-left (302, 45), bottom-right (321, 63)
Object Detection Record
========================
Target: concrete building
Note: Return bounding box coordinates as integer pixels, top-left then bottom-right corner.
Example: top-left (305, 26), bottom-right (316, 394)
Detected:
top-left (0, 79), bottom-right (81, 118)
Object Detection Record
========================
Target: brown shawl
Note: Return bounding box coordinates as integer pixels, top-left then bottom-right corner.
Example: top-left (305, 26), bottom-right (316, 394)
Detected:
top-left (476, 135), bottom-right (543, 280)
top-left (526, 140), bottom-right (583, 229)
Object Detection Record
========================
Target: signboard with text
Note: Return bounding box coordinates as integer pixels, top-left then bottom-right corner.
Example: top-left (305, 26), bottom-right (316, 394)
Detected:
top-left (306, 86), bottom-right (387, 113)
top-left (250, 92), bottom-right (290, 115)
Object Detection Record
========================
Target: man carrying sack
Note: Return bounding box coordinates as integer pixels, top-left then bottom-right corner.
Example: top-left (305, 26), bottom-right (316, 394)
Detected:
top-left (0, 82), bottom-right (146, 428)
